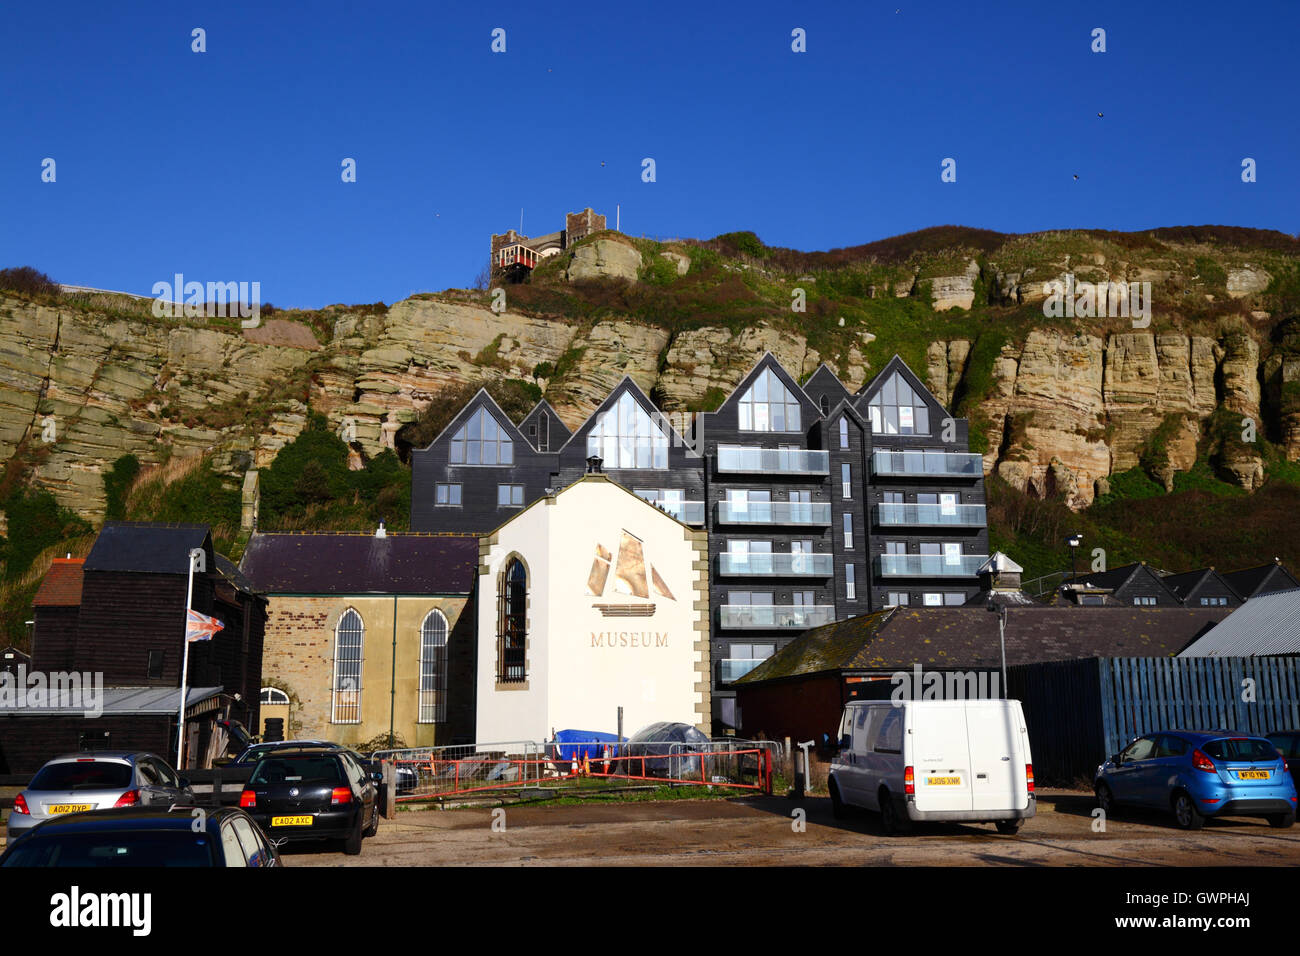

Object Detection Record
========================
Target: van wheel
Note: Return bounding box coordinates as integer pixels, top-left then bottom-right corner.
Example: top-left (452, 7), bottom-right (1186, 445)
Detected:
top-left (1172, 792), bottom-right (1204, 831)
top-left (1267, 812), bottom-right (1295, 829)
top-left (994, 819), bottom-right (1023, 835)
top-left (879, 790), bottom-right (910, 835)
top-left (829, 780), bottom-right (846, 820)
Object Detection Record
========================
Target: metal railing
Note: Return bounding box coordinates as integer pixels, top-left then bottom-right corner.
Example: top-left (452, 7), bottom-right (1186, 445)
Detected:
top-left (874, 502), bottom-right (986, 527)
top-left (875, 554), bottom-right (987, 577)
top-left (718, 604), bottom-right (835, 629)
top-left (716, 445), bottom-right (829, 475)
top-left (718, 552), bottom-right (833, 576)
top-left (372, 739), bottom-right (777, 800)
top-left (637, 497), bottom-right (706, 524)
top-left (716, 500), bottom-right (831, 525)
top-left (871, 449), bottom-right (983, 478)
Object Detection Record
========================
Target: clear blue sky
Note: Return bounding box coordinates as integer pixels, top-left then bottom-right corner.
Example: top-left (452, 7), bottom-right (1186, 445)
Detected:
top-left (2, 0), bottom-right (1296, 308)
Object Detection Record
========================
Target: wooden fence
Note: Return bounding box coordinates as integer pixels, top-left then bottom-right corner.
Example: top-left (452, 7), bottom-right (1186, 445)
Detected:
top-left (1008, 656), bottom-right (1300, 785)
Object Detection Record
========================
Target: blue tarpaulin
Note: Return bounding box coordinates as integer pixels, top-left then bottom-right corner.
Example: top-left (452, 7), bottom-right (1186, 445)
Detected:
top-left (551, 729), bottom-right (622, 763)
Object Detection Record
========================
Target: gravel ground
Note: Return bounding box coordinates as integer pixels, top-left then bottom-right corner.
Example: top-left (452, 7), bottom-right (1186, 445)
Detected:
top-left (276, 789), bottom-right (1300, 867)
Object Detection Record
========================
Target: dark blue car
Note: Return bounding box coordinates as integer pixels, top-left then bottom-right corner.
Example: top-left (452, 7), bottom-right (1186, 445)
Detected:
top-left (1094, 730), bottom-right (1297, 830)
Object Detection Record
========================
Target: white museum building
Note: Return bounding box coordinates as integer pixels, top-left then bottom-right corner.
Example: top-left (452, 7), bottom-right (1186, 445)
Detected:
top-left (475, 475), bottom-right (711, 743)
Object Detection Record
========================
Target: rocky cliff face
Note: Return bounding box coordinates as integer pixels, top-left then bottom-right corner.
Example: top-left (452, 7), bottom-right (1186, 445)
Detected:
top-left (2, 227), bottom-right (1296, 521)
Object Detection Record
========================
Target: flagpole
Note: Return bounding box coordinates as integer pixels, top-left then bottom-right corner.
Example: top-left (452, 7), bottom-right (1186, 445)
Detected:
top-left (177, 548), bottom-right (198, 769)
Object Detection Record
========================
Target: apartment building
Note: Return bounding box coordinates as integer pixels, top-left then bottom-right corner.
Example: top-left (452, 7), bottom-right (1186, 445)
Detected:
top-left (409, 353), bottom-right (990, 732)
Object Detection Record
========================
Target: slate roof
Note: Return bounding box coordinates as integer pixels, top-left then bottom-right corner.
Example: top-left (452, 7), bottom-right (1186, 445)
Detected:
top-left (1179, 588), bottom-right (1300, 657)
top-left (1161, 568), bottom-right (1237, 603)
top-left (736, 607), bottom-right (1231, 683)
top-left (0, 685), bottom-right (222, 716)
top-left (84, 522), bottom-right (212, 575)
top-left (32, 558), bottom-right (85, 607)
top-left (239, 532), bottom-right (479, 595)
top-left (1221, 562), bottom-right (1300, 600)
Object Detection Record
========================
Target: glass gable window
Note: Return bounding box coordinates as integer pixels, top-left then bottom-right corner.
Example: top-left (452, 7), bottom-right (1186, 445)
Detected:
top-left (739, 367), bottom-right (802, 432)
top-left (449, 407), bottom-right (514, 465)
top-left (867, 372), bottom-right (931, 436)
top-left (586, 391), bottom-right (668, 469)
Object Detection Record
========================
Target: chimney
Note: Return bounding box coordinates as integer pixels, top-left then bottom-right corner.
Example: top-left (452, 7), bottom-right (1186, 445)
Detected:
top-left (585, 455), bottom-right (604, 474)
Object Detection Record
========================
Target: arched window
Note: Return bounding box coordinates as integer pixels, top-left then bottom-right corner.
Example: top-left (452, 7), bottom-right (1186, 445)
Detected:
top-left (449, 407), bottom-right (514, 465)
top-left (867, 371), bottom-right (931, 436)
top-left (260, 687), bottom-right (289, 705)
top-left (538, 414), bottom-right (549, 452)
top-left (586, 392), bottom-right (668, 469)
top-left (418, 610), bottom-right (448, 723)
top-left (838, 416), bottom-right (849, 449)
top-left (331, 609), bottom-right (364, 723)
top-left (739, 367), bottom-right (801, 432)
top-left (819, 395), bottom-right (830, 416)
top-left (497, 559), bottom-right (527, 683)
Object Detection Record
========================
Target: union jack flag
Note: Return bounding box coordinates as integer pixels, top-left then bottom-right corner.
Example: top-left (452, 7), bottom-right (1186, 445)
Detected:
top-left (185, 608), bottom-right (225, 642)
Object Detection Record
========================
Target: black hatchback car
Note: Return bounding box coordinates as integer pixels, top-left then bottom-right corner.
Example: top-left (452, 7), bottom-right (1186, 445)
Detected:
top-left (240, 747), bottom-right (379, 854)
top-left (0, 806), bottom-right (281, 867)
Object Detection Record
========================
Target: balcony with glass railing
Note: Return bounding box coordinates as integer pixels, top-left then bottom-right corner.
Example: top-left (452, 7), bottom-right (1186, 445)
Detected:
top-left (715, 500), bottom-right (832, 526)
top-left (718, 658), bottom-right (770, 683)
top-left (718, 604), bottom-right (836, 629)
top-left (716, 445), bottom-right (829, 475)
top-left (636, 496), bottom-right (705, 525)
top-left (875, 554), bottom-right (988, 577)
top-left (874, 502), bottom-right (987, 528)
top-left (718, 552), bottom-right (834, 577)
top-left (871, 449), bottom-right (984, 478)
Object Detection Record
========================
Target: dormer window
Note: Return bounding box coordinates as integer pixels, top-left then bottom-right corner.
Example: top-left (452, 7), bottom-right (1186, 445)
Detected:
top-left (739, 368), bottom-right (801, 432)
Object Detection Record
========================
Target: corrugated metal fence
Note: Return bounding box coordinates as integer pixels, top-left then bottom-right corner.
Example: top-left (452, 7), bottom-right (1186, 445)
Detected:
top-left (1009, 657), bottom-right (1300, 785)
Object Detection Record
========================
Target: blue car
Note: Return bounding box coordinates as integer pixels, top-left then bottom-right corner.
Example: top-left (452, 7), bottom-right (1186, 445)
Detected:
top-left (1094, 730), bottom-right (1297, 830)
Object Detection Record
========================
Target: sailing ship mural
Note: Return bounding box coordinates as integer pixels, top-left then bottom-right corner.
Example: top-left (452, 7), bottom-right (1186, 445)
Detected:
top-left (587, 531), bottom-right (676, 616)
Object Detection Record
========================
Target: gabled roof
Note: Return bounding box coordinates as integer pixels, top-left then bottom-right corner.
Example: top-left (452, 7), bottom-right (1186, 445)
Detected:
top-left (1061, 562), bottom-right (1182, 602)
top-left (1161, 568), bottom-right (1238, 603)
top-left (84, 523), bottom-right (213, 576)
top-left (853, 353), bottom-right (950, 415)
top-left (736, 606), bottom-right (1226, 683)
top-left (240, 532), bottom-right (479, 595)
top-left (708, 352), bottom-right (818, 421)
top-left (518, 399), bottom-right (571, 450)
top-left (802, 363), bottom-right (852, 407)
top-left (412, 387), bottom-right (529, 454)
top-left (556, 375), bottom-right (698, 458)
top-left (1179, 588), bottom-right (1300, 657)
top-left (1221, 561), bottom-right (1300, 600)
top-left (33, 558), bottom-right (85, 607)
top-left (0, 685), bottom-right (223, 716)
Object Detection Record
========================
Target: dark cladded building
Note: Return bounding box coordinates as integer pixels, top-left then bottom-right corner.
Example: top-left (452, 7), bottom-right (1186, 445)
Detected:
top-left (1057, 562), bottom-right (1184, 607)
top-left (0, 523), bottom-right (267, 773)
top-left (1220, 560), bottom-right (1300, 601)
top-left (410, 352), bottom-right (990, 733)
top-left (1161, 568), bottom-right (1242, 608)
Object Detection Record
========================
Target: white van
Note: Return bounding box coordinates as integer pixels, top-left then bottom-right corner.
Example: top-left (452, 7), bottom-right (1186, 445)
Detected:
top-left (828, 699), bottom-right (1035, 834)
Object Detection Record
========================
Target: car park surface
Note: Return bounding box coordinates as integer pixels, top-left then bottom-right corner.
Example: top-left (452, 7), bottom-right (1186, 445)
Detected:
top-left (275, 789), bottom-right (1300, 867)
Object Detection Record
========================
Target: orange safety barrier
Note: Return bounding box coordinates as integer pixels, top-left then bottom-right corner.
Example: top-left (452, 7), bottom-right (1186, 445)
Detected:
top-left (393, 747), bottom-right (776, 802)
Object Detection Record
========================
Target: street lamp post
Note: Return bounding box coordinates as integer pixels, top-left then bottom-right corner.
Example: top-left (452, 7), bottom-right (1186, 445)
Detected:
top-left (1066, 533), bottom-right (1083, 583)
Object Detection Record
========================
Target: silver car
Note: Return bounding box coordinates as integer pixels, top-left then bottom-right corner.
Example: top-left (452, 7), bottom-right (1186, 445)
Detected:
top-left (6, 752), bottom-right (194, 840)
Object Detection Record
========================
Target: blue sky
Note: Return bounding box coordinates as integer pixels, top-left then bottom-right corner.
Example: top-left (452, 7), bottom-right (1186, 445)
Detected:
top-left (2, 0), bottom-right (1296, 307)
